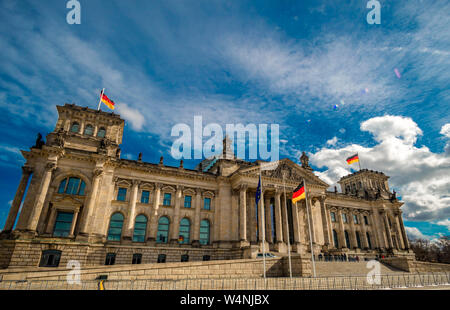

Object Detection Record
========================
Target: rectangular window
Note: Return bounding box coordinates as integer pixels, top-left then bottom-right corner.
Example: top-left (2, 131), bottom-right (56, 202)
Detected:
top-left (105, 253), bottom-right (116, 266)
top-left (342, 213), bottom-right (348, 223)
top-left (330, 212), bottom-right (336, 222)
top-left (117, 187), bottom-right (127, 201)
top-left (204, 197), bottom-right (211, 210)
top-left (364, 216), bottom-right (369, 225)
top-left (157, 254), bottom-right (166, 263)
top-left (132, 254), bottom-right (142, 264)
top-left (353, 214), bottom-right (359, 224)
top-left (181, 255), bottom-right (189, 262)
top-left (203, 255), bottom-right (211, 261)
top-left (53, 212), bottom-right (74, 237)
top-left (184, 195), bottom-right (192, 208)
top-left (163, 193), bottom-right (172, 206)
top-left (39, 250), bottom-right (61, 267)
top-left (141, 190), bottom-right (150, 204)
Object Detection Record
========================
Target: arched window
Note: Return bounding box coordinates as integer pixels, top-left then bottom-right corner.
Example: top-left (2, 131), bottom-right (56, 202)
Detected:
top-left (107, 213), bottom-right (124, 241)
top-left (97, 127), bottom-right (106, 138)
top-left (366, 232), bottom-right (372, 249)
top-left (84, 124), bottom-right (94, 136)
top-left (156, 216), bottom-right (170, 243)
top-left (199, 219), bottom-right (210, 245)
top-left (344, 230), bottom-right (351, 248)
top-left (58, 177), bottom-right (86, 196)
top-left (70, 122), bottom-right (80, 133)
top-left (133, 215), bottom-right (148, 243)
top-left (355, 231), bottom-right (362, 249)
top-left (179, 218), bottom-right (190, 244)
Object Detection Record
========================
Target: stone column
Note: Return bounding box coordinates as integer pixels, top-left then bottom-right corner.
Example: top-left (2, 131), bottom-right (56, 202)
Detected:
top-left (274, 190), bottom-right (283, 243)
top-left (258, 190), bottom-right (265, 243)
top-left (349, 211), bottom-right (357, 249)
top-left (264, 196), bottom-right (273, 243)
top-left (124, 180), bottom-right (140, 239)
top-left (193, 188), bottom-right (202, 243)
top-left (319, 196), bottom-right (330, 247)
top-left (360, 213), bottom-right (369, 248)
top-left (170, 185), bottom-right (183, 242)
top-left (79, 169), bottom-right (103, 234)
top-left (397, 211), bottom-right (410, 249)
top-left (69, 209), bottom-right (80, 237)
top-left (149, 183), bottom-right (162, 241)
top-left (3, 166), bottom-right (33, 232)
top-left (394, 213), bottom-right (405, 250)
top-left (27, 162), bottom-right (57, 232)
top-left (291, 201), bottom-right (301, 244)
top-left (382, 211), bottom-right (394, 249)
top-left (239, 185), bottom-right (247, 241)
top-left (337, 208), bottom-right (346, 248)
top-left (281, 194), bottom-right (290, 244)
top-left (249, 193), bottom-right (257, 242)
top-left (45, 206), bottom-right (58, 234)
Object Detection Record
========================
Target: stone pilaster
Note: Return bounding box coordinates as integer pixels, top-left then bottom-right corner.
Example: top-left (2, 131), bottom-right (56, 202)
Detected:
top-left (148, 183), bottom-right (162, 241)
top-left (319, 196), bottom-right (330, 247)
top-left (78, 168), bottom-right (103, 235)
top-left (124, 180), bottom-right (140, 239)
top-left (170, 185), bottom-right (183, 243)
top-left (3, 166), bottom-right (33, 232)
top-left (26, 162), bottom-right (57, 232)
top-left (382, 211), bottom-right (394, 249)
top-left (192, 188), bottom-right (203, 244)
top-left (337, 208), bottom-right (346, 249)
top-left (348, 210), bottom-right (357, 249)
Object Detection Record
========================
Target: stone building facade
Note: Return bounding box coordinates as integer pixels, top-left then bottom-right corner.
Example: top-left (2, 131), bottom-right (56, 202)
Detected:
top-left (0, 104), bottom-right (411, 268)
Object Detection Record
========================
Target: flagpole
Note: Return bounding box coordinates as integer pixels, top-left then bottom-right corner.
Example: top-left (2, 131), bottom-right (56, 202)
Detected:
top-left (259, 169), bottom-right (266, 281)
top-left (303, 178), bottom-right (316, 277)
top-left (97, 88), bottom-right (105, 111)
top-left (282, 173), bottom-right (292, 278)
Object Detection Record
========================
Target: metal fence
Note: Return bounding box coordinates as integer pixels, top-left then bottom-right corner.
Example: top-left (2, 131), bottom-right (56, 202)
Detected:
top-left (0, 272), bottom-right (449, 290)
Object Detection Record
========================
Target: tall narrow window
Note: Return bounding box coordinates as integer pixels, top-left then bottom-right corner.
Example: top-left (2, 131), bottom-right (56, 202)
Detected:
top-left (107, 213), bottom-right (124, 241)
top-left (156, 217), bottom-right (170, 243)
top-left (141, 190), bottom-right (150, 204)
top-left (117, 187), bottom-right (127, 201)
top-left (133, 215), bottom-right (147, 243)
top-left (330, 212), bottom-right (336, 222)
top-left (179, 218), bottom-right (190, 244)
top-left (97, 127), bottom-right (106, 138)
top-left (70, 122), bottom-right (79, 133)
top-left (184, 195), bottom-right (192, 208)
top-left (366, 232), bottom-right (372, 249)
top-left (199, 219), bottom-right (210, 245)
top-left (84, 124), bottom-right (94, 136)
top-left (204, 197), bottom-right (211, 210)
top-left (333, 230), bottom-right (339, 248)
top-left (53, 212), bottom-right (74, 237)
top-left (356, 231), bottom-right (362, 249)
top-left (364, 215), bottom-right (369, 225)
top-left (163, 193), bottom-right (172, 206)
top-left (353, 214), bottom-right (359, 224)
top-left (344, 230), bottom-right (350, 248)
top-left (342, 213), bottom-right (348, 223)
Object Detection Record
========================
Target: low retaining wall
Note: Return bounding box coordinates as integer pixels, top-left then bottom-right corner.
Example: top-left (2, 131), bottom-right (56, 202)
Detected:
top-left (382, 256), bottom-right (450, 273)
top-left (0, 255), bottom-right (312, 281)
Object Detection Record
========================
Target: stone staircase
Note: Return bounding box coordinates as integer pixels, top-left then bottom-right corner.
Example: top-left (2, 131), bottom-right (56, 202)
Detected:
top-left (314, 261), bottom-right (405, 276)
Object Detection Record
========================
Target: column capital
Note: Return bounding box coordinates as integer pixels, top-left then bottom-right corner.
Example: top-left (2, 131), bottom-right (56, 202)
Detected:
top-left (22, 166), bottom-right (33, 174)
top-left (239, 184), bottom-right (248, 192)
top-left (132, 179), bottom-right (141, 187)
top-left (154, 182), bottom-right (162, 189)
top-left (176, 185), bottom-right (184, 192)
top-left (195, 188), bottom-right (203, 195)
top-left (45, 162), bottom-right (57, 171)
top-left (93, 168), bottom-right (104, 178)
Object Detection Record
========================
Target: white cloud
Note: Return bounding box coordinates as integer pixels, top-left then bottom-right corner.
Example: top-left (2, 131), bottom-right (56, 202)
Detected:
top-left (405, 227), bottom-right (429, 240)
top-left (440, 124), bottom-right (450, 138)
top-left (309, 115), bottom-right (450, 223)
top-left (326, 136), bottom-right (338, 146)
top-left (436, 219), bottom-right (450, 230)
top-left (116, 103), bottom-right (145, 131)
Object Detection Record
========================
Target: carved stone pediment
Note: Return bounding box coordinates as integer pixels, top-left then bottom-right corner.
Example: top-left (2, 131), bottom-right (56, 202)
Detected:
top-left (52, 194), bottom-right (84, 208)
top-left (238, 159), bottom-right (329, 187)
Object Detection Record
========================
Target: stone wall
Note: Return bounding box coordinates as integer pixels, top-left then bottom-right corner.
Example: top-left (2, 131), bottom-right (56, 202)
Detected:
top-left (381, 255), bottom-right (450, 273)
top-left (0, 255), bottom-right (311, 281)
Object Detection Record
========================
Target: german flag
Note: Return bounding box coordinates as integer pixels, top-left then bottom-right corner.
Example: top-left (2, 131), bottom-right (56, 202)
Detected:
top-left (100, 91), bottom-right (115, 110)
top-left (292, 182), bottom-right (306, 204)
top-left (346, 153), bottom-right (359, 165)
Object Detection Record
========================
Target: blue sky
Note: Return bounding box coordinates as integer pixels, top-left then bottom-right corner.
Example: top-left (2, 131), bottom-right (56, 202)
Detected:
top-left (0, 0), bottom-right (449, 240)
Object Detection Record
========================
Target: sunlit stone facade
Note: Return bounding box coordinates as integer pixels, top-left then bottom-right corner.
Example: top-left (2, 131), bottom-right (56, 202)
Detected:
top-left (0, 104), bottom-right (411, 268)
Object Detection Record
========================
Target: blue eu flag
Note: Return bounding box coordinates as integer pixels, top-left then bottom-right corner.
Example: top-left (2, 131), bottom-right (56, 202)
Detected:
top-left (255, 176), bottom-right (261, 205)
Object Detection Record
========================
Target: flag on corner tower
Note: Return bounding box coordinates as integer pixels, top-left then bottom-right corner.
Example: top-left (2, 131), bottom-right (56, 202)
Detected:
top-left (100, 91), bottom-right (115, 110)
top-left (292, 181), bottom-right (306, 204)
top-left (346, 153), bottom-right (359, 165)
